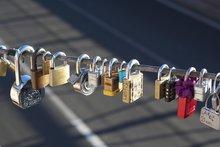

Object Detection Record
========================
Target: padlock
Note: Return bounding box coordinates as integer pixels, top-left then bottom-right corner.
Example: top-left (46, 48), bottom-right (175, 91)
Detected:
top-left (31, 48), bottom-right (49, 89)
top-left (176, 67), bottom-right (198, 119)
top-left (155, 64), bottom-right (169, 100)
top-left (68, 54), bottom-right (95, 96)
top-left (122, 59), bottom-right (143, 103)
top-left (0, 57), bottom-right (15, 71)
top-left (103, 58), bottom-right (120, 96)
top-left (10, 45), bottom-right (45, 109)
top-left (194, 68), bottom-right (212, 102)
top-left (0, 45), bottom-right (8, 77)
top-left (49, 52), bottom-right (70, 87)
top-left (211, 73), bottom-right (220, 110)
top-left (118, 61), bottom-right (126, 91)
top-left (100, 58), bottom-right (108, 86)
top-left (88, 56), bottom-right (102, 88)
top-left (42, 51), bottom-right (52, 75)
top-left (165, 67), bottom-right (178, 102)
top-left (200, 92), bottom-right (220, 130)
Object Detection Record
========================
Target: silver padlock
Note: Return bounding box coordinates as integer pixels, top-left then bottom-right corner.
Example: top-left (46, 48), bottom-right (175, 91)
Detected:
top-left (68, 54), bottom-right (95, 96)
top-left (100, 58), bottom-right (108, 86)
top-left (88, 56), bottom-right (102, 88)
top-left (194, 68), bottom-right (212, 102)
top-left (211, 73), bottom-right (220, 110)
top-left (10, 45), bottom-right (45, 109)
top-left (200, 92), bottom-right (220, 130)
top-left (122, 59), bottom-right (143, 103)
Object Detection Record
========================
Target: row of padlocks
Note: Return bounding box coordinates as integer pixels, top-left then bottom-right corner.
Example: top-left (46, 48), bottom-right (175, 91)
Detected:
top-left (0, 45), bottom-right (220, 130)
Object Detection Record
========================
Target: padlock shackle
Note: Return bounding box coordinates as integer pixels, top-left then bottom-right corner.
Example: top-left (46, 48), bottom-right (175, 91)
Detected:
top-left (213, 72), bottom-right (220, 93)
top-left (108, 58), bottom-right (118, 77)
top-left (198, 68), bottom-right (208, 86)
top-left (205, 92), bottom-right (220, 111)
top-left (91, 56), bottom-right (101, 72)
top-left (42, 51), bottom-right (51, 62)
top-left (0, 45), bottom-right (7, 59)
top-left (31, 48), bottom-right (46, 71)
top-left (76, 54), bottom-right (90, 75)
top-left (125, 59), bottom-right (140, 79)
top-left (119, 61), bottom-right (126, 71)
top-left (157, 64), bottom-right (169, 80)
top-left (101, 58), bottom-right (108, 75)
top-left (15, 45), bottom-right (35, 86)
top-left (184, 67), bottom-right (196, 81)
top-left (168, 67), bottom-right (176, 81)
top-left (51, 52), bottom-right (67, 69)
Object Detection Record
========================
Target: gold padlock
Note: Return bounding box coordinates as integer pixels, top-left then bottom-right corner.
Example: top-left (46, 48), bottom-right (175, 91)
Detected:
top-left (0, 45), bottom-right (8, 77)
top-left (103, 58), bottom-right (120, 96)
top-left (42, 51), bottom-right (52, 75)
top-left (49, 51), bottom-right (70, 87)
top-left (155, 64), bottom-right (169, 99)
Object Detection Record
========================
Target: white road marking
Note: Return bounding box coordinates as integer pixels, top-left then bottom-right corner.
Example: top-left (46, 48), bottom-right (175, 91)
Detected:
top-left (156, 0), bottom-right (220, 31)
top-left (0, 39), bottom-right (108, 147)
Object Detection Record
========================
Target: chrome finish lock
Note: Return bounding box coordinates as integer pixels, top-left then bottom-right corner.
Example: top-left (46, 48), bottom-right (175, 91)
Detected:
top-left (211, 73), bottom-right (220, 110)
top-left (122, 59), bottom-right (143, 103)
top-left (118, 61), bottom-right (126, 91)
top-left (0, 45), bottom-right (8, 77)
top-left (88, 56), bottom-right (102, 88)
top-left (155, 64), bottom-right (169, 100)
top-left (10, 45), bottom-right (45, 109)
top-left (194, 68), bottom-right (212, 102)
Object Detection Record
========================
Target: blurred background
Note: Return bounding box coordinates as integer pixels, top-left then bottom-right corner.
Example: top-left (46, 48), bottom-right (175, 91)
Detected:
top-left (1, 0), bottom-right (220, 147)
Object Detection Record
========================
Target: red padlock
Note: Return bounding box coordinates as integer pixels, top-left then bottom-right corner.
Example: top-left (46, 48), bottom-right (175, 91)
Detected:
top-left (176, 67), bottom-right (198, 119)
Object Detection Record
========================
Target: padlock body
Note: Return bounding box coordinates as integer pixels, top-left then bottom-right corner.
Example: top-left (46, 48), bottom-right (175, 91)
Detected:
top-left (122, 73), bottom-right (143, 103)
top-left (165, 80), bottom-right (176, 102)
top-left (0, 60), bottom-right (7, 76)
top-left (177, 96), bottom-right (197, 118)
top-left (194, 79), bottom-right (211, 102)
top-left (155, 77), bottom-right (168, 100)
top-left (119, 70), bottom-right (126, 91)
top-left (49, 64), bottom-right (70, 87)
top-left (88, 71), bottom-right (101, 87)
top-left (31, 70), bottom-right (49, 89)
top-left (104, 73), bottom-right (119, 92)
top-left (200, 107), bottom-right (220, 130)
top-left (42, 60), bottom-right (51, 75)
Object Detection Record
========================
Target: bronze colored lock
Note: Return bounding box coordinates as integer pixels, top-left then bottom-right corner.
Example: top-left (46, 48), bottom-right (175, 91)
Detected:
top-left (155, 64), bottom-right (169, 100)
top-left (49, 52), bottom-right (70, 87)
top-left (31, 48), bottom-right (50, 89)
top-left (42, 51), bottom-right (52, 75)
top-left (103, 58), bottom-right (120, 96)
top-left (0, 45), bottom-right (8, 77)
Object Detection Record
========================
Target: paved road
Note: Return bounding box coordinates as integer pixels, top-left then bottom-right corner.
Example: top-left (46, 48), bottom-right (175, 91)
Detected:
top-left (1, 0), bottom-right (220, 147)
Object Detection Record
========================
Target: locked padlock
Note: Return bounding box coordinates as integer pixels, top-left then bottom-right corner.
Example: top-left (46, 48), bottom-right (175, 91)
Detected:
top-left (155, 64), bottom-right (169, 100)
top-left (0, 45), bottom-right (8, 77)
top-left (49, 52), bottom-right (70, 87)
top-left (211, 73), bottom-right (220, 110)
top-left (118, 61), bottom-right (126, 91)
top-left (103, 58), bottom-right (120, 96)
top-left (176, 67), bottom-right (198, 119)
top-left (10, 45), bottom-right (45, 109)
top-left (164, 67), bottom-right (178, 102)
top-left (68, 54), bottom-right (95, 96)
top-left (122, 59), bottom-right (143, 103)
top-left (194, 68), bottom-right (212, 102)
top-left (88, 56), bottom-right (102, 88)
top-left (100, 58), bottom-right (108, 86)
top-left (31, 48), bottom-right (50, 89)
top-left (42, 51), bottom-right (52, 75)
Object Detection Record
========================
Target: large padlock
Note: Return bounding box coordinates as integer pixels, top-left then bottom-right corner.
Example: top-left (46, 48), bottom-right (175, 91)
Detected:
top-left (49, 52), bottom-right (70, 87)
top-left (200, 92), bottom-right (220, 130)
top-left (31, 48), bottom-right (49, 89)
top-left (88, 56), bottom-right (102, 88)
top-left (118, 61), bottom-right (126, 91)
top-left (103, 58), bottom-right (120, 96)
top-left (194, 68), bottom-right (212, 102)
top-left (155, 64), bottom-right (169, 99)
top-left (211, 73), bottom-right (220, 110)
top-left (122, 59), bottom-right (143, 103)
top-left (164, 67), bottom-right (178, 102)
top-left (176, 67), bottom-right (198, 119)
top-left (10, 45), bottom-right (45, 109)
top-left (68, 54), bottom-right (95, 96)
top-left (100, 58), bottom-right (108, 86)
top-left (0, 45), bottom-right (8, 77)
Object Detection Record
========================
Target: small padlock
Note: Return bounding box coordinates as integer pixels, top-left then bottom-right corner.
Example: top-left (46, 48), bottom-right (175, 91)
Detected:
top-left (68, 54), bottom-right (95, 96)
top-left (176, 67), bottom-right (198, 119)
top-left (194, 68), bottom-right (212, 102)
top-left (88, 56), bottom-right (102, 88)
top-left (10, 45), bottom-right (45, 109)
top-left (200, 92), bottom-right (220, 130)
top-left (118, 61), bottom-right (126, 91)
top-left (122, 59), bottom-right (143, 103)
top-left (42, 51), bottom-right (52, 75)
top-left (155, 64), bottom-right (169, 100)
top-left (100, 58), bottom-right (108, 86)
top-left (164, 67), bottom-right (178, 102)
top-left (0, 45), bottom-right (8, 77)
top-left (49, 52), bottom-right (70, 87)
top-left (31, 48), bottom-right (49, 89)
top-left (103, 58), bottom-right (120, 96)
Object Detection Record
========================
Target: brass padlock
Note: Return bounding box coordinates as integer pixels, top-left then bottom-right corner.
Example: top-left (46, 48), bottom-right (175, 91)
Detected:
top-left (42, 51), bottom-right (52, 75)
top-left (122, 59), bottom-right (143, 103)
top-left (0, 45), bottom-right (8, 77)
top-left (100, 58), bottom-right (108, 86)
top-left (49, 52), bottom-right (70, 87)
top-left (103, 58), bottom-right (120, 96)
top-left (155, 64), bottom-right (169, 100)
top-left (31, 48), bottom-right (50, 90)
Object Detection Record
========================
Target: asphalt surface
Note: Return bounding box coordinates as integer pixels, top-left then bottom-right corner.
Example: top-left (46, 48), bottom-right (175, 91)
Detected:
top-left (1, 0), bottom-right (220, 147)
